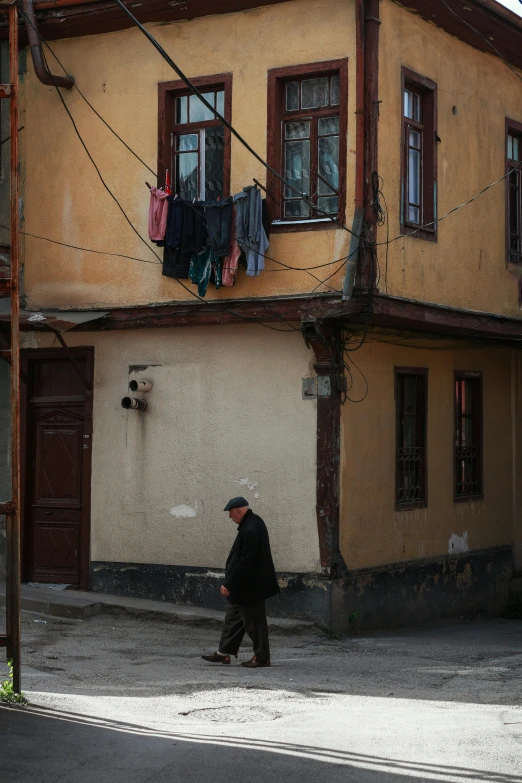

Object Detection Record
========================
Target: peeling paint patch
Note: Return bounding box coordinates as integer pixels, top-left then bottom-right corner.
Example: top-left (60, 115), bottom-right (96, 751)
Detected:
top-left (169, 503), bottom-right (198, 518)
top-left (236, 477), bottom-right (259, 492)
top-left (449, 531), bottom-right (469, 554)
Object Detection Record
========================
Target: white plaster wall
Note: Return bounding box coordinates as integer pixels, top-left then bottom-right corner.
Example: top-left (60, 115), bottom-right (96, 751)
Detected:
top-left (26, 325), bottom-right (320, 574)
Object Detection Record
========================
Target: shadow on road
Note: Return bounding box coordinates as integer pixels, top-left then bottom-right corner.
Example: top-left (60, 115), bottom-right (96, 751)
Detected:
top-left (1, 704), bottom-right (521, 783)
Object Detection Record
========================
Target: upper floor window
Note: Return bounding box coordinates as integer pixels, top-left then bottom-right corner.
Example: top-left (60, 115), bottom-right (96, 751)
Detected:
top-left (454, 373), bottom-right (483, 501)
top-left (267, 60), bottom-right (348, 231)
top-left (395, 368), bottom-right (428, 510)
top-left (401, 68), bottom-right (437, 241)
top-left (506, 120), bottom-right (522, 265)
top-left (158, 74), bottom-right (232, 201)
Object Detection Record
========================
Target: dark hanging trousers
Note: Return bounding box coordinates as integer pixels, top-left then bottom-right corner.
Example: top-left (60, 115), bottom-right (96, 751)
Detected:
top-left (218, 601), bottom-right (270, 662)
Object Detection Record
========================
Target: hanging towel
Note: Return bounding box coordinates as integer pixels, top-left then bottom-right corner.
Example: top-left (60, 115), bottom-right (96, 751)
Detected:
top-left (148, 187), bottom-right (169, 242)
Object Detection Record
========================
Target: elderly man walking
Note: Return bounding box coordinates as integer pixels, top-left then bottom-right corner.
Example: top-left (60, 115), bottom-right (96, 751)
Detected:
top-left (202, 497), bottom-right (279, 668)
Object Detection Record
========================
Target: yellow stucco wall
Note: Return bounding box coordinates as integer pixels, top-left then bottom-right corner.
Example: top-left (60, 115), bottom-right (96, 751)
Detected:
top-left (378, 0), bottom-right (522, 317)
top-left (340, 339), bottom-right (515, 569)
top-left (21, 0), bottom-right (356, 309)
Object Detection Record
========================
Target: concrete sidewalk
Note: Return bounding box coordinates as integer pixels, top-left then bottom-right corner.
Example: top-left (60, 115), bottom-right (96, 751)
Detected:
top-left (0, 583), bottom-right (316, 632)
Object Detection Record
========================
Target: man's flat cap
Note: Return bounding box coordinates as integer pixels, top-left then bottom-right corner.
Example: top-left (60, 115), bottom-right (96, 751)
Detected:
top-left (224, 496), bottom-right (249, 511)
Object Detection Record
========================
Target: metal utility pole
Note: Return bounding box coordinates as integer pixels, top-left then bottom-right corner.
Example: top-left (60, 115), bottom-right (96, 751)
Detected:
top-left (0, 1), bottom-right (21, 694)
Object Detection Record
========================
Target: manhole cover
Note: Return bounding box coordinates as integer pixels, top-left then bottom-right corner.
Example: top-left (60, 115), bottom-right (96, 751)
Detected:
top-left (180, 706), bottom-right (281, 723)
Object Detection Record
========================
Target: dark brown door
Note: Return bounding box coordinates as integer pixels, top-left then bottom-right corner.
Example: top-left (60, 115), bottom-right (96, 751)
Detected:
top-left (22, 348), bottom-right (93, 587)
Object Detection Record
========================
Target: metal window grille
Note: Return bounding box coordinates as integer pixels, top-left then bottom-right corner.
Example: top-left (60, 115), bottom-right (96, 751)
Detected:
top-left (396, 371), bottom-right (427, 507)
top-left (454, 375), bottom-right (482, 499)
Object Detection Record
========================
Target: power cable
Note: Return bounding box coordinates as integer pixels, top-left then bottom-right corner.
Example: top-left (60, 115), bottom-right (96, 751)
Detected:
top-left (109, 0), bottom-right (363, 239)
top-left (439, 0), bottom-right (522, 83)
top-left (19, 12), bottom-right (306, 331)
top-left (35, 32), bottom-right (157, 177)
top-left (377, 159), bottom-right (522, 246)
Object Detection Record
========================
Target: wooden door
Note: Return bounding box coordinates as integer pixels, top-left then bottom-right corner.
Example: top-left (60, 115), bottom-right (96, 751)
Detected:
top-left (22, 348), bottom-right (93, 587)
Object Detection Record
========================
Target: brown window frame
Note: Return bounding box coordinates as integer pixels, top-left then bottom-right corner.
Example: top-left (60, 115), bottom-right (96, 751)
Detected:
top-left (395, 367), bottom-right (428, 511)
top-left (157, 73), bottom-right (232, 200)
top-left (506, 117), bottom-right (522, 267)
top-left (267, 59), bottom-right (348, 234)
top-left (401, 68), bottom-right (437, 242)
top-left (454, 372), bottom-right (483, 503)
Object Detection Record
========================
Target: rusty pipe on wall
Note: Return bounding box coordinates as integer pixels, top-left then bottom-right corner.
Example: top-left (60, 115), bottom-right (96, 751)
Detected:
top-left (21, 0), bottom-right (74, 89)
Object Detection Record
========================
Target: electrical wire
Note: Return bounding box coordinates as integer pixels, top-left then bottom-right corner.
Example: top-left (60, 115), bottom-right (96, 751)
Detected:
top-left (17, 12), bottom-right (309, 331)
top-left (439, 0), bottom-right (522, 84)
top-left (34, 32), bottom-right (157, 176)
top-left (109, 0), bottom-right (363, 240)
top-left (377, 158), bottom-right (522, 246)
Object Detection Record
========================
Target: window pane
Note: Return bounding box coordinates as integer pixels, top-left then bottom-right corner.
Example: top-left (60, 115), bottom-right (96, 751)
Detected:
top-left (318, 117), bottom-right (340, 136)
top-left (189, 92), bottom-right (215, 123)
top-left (301, 77), bottom-right (328, 109)
top-left (409, 129), bottom-right (421, 149)
top-left (409, 148), bottom-right (421, 208)
top-left (286, 81), bottom-right (300, 111)
top-left (284, 199), bottom-right (310, 218)
top-left (216, 90), bottom-right (224, 117)
top-left (284, 139), bottom-right (310, 198)
top-left (330, 74), bottom-right (340, 106)
top-left (404, 89), bottom-right (413, 119)
top-left (409, 205), bottom-right (420, 223)
top-left (509, 170), bottom-right (520, 251)
top-left (514, 136), bottom-right (520, 162)
top-left (285, 121), bottom-right (310, 139)
top-left (204, 126), bottom-right (224, 201)
top-left (176, 95), bottom-right (188, 124)
top-left (176, 133), bottom-right (198, 151)
top-left (413, 93), bottom-right (421, 122)
top-left (316, 196), bottom-right (338, 215)
top-left (508, 134), bottom-right (513, 161)
top-left (176, 151), bottom-right (198, 200)
top-left (318, 136), bottom-right (339, 194)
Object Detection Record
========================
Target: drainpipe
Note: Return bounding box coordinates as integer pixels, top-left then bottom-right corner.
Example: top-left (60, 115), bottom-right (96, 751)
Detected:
top-left (362, 0), bottom-right (380, 290)
top-left (21, 0), bottom-right (74, 89)
top-left (343, 0), bottom-right (378, 299)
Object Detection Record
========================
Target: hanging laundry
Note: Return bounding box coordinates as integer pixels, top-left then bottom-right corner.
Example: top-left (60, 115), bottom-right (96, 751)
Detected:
top-left (235, 186), bottom-right (268, 277)
top-left (162, 246), bottom-right (191, 280)
top-left (148, 187), bottom-right (169, 242)
top-left (205, 198), bottom-right (234, 256)
top-left (189, 246), bottom-right (222, 297)
top-left (222, 204), bottom-right (241, 287)
top-left (181, 201), bottom-right (207, 254)
top-left (165, 196), bottom-right (185, 250)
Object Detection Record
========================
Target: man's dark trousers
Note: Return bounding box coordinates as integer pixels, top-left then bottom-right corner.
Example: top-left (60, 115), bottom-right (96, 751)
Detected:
top-left (218, 602), bottom-right (270, 662)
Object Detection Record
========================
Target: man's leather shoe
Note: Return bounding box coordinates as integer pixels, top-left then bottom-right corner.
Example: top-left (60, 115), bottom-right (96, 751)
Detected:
top-left (201, 652), bottom-right (231, 664)
top-left (240, 656), bottom-right (271, 668)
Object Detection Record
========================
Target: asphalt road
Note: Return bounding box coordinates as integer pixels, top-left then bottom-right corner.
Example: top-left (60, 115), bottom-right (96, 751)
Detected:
top-left (1, 609), bottom-right (521, 782)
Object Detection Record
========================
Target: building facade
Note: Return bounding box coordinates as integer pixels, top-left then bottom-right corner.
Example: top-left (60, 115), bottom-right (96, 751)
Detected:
top-left (1, 0), bottom-right (521, 628)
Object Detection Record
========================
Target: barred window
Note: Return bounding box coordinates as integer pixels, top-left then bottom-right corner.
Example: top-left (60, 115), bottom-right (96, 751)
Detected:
top-left (395, 369), bottom-right (427, 509)
top-left (454, 373), bottom-right (483, 500)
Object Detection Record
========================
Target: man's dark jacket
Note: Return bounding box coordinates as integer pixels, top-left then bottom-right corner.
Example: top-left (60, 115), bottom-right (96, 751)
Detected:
top-left (223, 509), bottom-right (279, 606)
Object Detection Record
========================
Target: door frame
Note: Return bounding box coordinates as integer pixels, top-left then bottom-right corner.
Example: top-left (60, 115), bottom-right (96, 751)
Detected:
top-left (21, 346), bottom-right (94, 589)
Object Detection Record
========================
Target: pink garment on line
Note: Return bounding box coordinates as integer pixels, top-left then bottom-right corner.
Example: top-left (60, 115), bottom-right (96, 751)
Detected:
top-left (222, 205), bottom-right (241, 287)
top-left (148, 187), bottom-right (169, 241)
